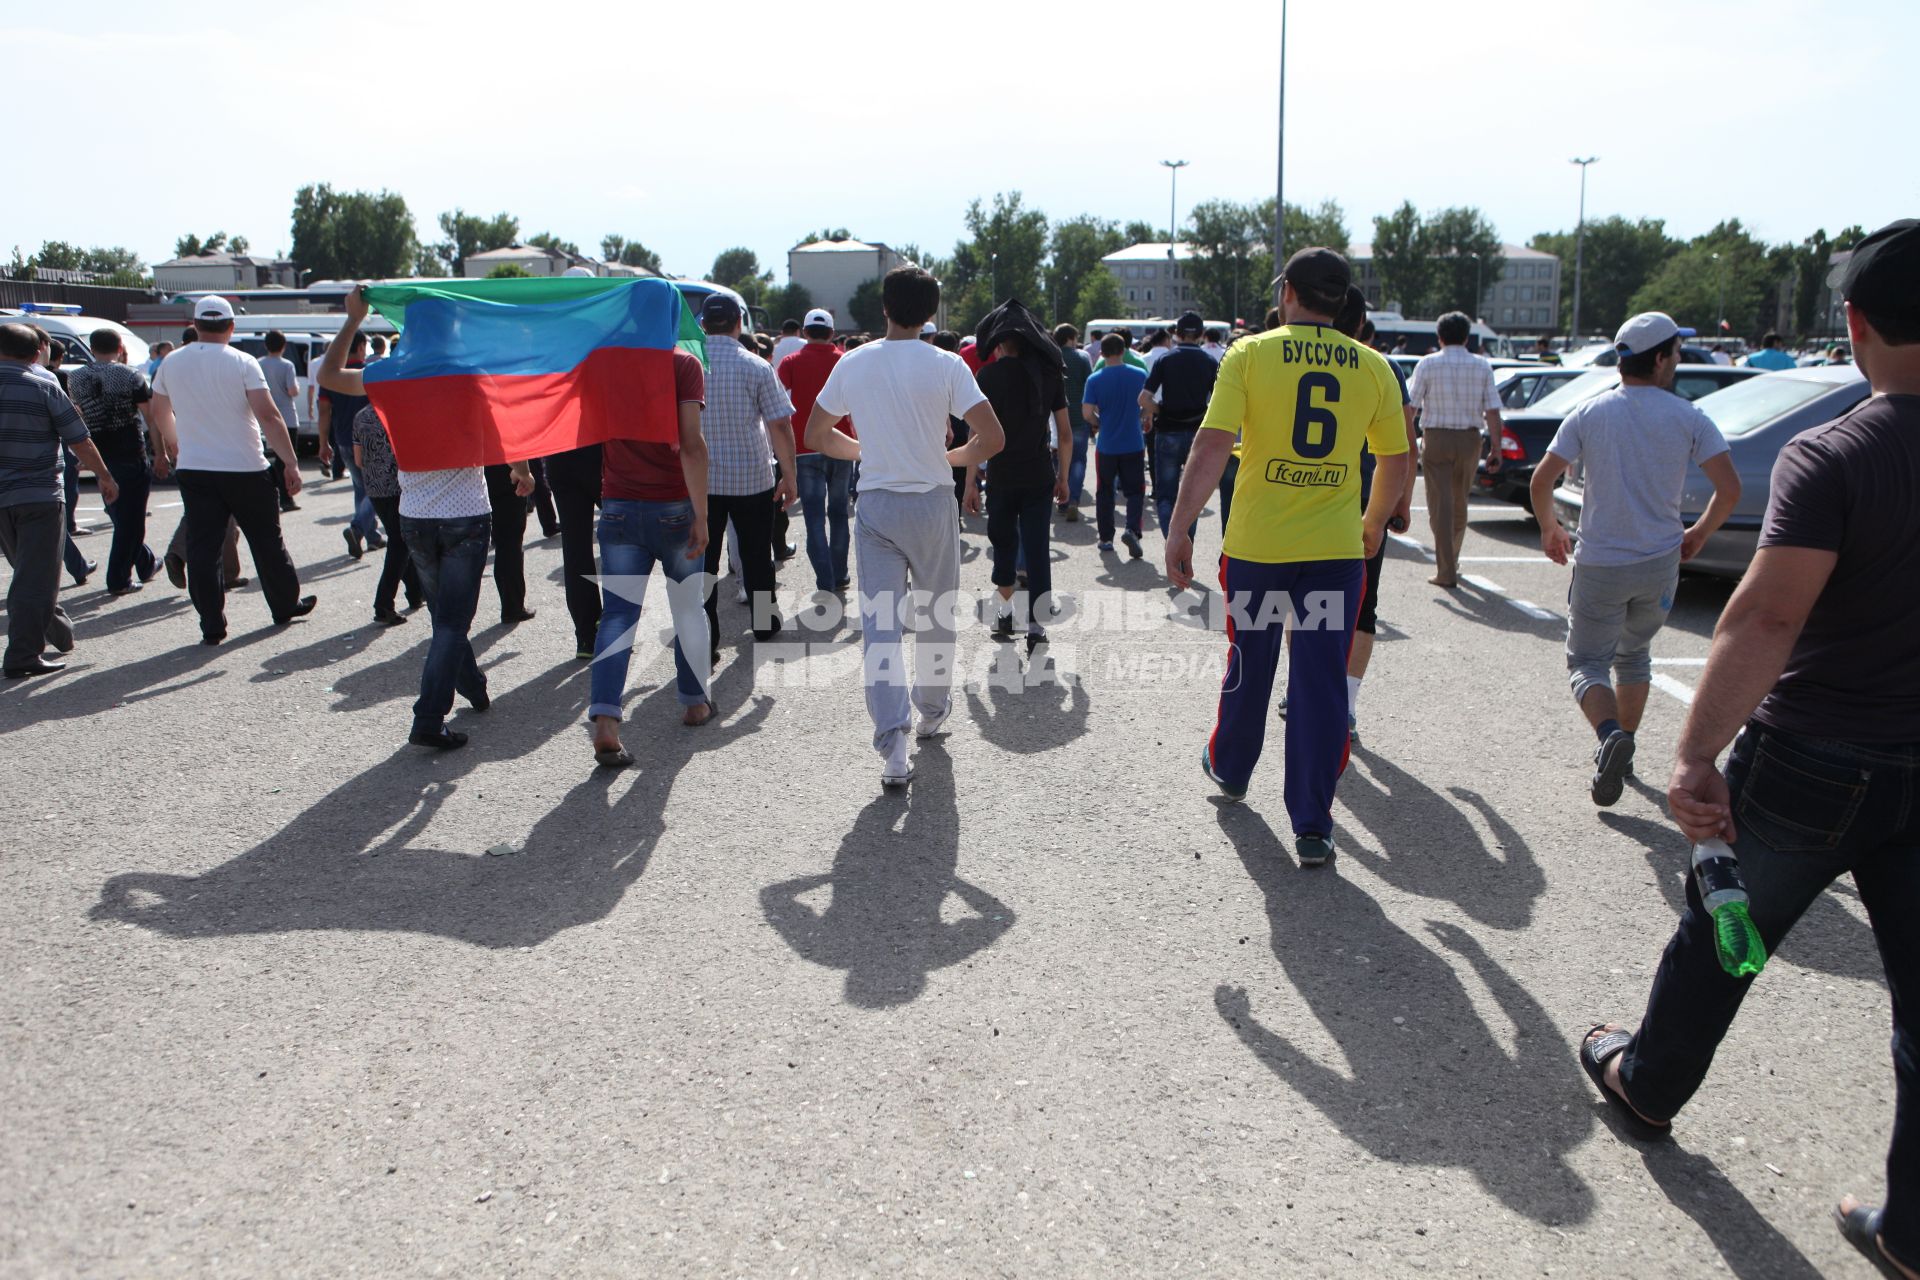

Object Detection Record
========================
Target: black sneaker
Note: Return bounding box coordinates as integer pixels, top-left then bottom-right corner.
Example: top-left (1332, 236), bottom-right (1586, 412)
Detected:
top-left (1296, 835), bottom-right (1336, 867)
top-left (1591, 730), bottom-right (1635, 807)
top-left (1121, 531), bottom-right (1143, 559)
top-left (343, 527), bottom-right (364, 561)
top-left (989, 611), bottom-right (1016, 642)
top-left (373, 609), bottom-right (408, 627)
top-left (1025, 630), bottom-right (1049, 656)
top-left (409, 728), bottom-right (469, 751)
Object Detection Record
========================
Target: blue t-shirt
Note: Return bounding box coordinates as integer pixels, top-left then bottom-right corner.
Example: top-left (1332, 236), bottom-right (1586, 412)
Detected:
top-left (1083, 363), bottom-right (1148, 454)
top-left (1746, 348), bottom-right (1797, 371)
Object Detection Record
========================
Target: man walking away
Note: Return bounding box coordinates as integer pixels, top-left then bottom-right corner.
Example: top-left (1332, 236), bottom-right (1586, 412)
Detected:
top-left (805, 266), bottom-right (1005, 787)
top-left (972, 299), bottom-right (1071, 652)
top-left (318, 330), bottom-right (381, 556)
top-left (698, 293), bottom-right (797, 653)
top-left (1055, 323), bottom-right (1093, 521)
top-left (1533, 311), bottom-right (1741, 806)
top-left (67, 328), bottom-right (162, 595)
top-left (352, 404), bottom-right (424, 626)
top-left (1203, 326), bottom-right (1229, 363)
top-left (1163, 249), bottom-right (1411, 867)
top-left (778, 308), bottom-right (855, 596)
top-left (1745, 331), bottom-right (1798, 371)
top-left (1580, 219), bottom-right (1920, 1279)
top-left (0, 323), bottom-right (119, 676)
top-left (771, 318), bottom-right (806, 369)
top-left (1408, 311), bottom-right (1505, 588)
top-left (258, 330), bottom-right (302, 511)
top-left (1081, 334), bottom-right (1148, 555)
top-left (149, 295), bottom-right (313, 645)
top-left (1141, 311), bottom-right (1220, 540)
top-left (588, 345), bottom-right (715, 764)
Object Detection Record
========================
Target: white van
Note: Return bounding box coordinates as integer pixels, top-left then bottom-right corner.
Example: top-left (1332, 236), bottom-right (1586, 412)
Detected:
top-left (0, 305), bottom-right (150, 369)
top-left (1366, 312), bottom-right (1514, 358)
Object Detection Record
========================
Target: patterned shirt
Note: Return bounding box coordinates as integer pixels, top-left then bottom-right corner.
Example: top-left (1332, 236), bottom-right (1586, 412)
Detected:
top-left (1407, 344), bottom-right (1502, 431)
top-left (67, 360), bottom-right (152, 465)
top-left (397, 465), bottom-right (490, 520)
top-left (702, 335), bottom-right (793, 496)
top-left (352, 405), bottom-right (401, 499)
top-left (0, 360), bottom-right (90, 509)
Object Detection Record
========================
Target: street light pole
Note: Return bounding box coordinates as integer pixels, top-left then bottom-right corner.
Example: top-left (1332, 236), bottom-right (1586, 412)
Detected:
top-left (1160, 159), bottom-right (1188, 253)
top-left (1272, 0), bottom-right (1288, 311)
top-left (1471, 252), bottom-right (1482, 319)
top-left (1712, 251), bottom-right (1726, 338)
top-left (1568, 156), bottom-right (1598, 351)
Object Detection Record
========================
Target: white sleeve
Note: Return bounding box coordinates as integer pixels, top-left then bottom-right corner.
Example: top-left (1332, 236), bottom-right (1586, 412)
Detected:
top-left (948, 356), bottom-right (987, 417)
top-left (814, 358), bottom-right (850, 418)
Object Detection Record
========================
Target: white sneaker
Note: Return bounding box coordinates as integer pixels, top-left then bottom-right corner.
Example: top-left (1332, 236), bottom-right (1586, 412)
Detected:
top-left (881, 736), bottom-right (914, 787)
top-left (734, 583), bottom-right (749, 606)
top-left (915, 703), bottom-right (951, 738)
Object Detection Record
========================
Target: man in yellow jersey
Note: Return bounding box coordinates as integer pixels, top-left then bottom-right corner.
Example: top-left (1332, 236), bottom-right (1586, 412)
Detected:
top-left (1164, 248), bottom-right (1411, 866)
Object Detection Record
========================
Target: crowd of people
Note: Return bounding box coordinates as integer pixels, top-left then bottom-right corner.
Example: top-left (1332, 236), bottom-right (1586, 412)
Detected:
top-left (2, 218), bottom-right (1917, 1276)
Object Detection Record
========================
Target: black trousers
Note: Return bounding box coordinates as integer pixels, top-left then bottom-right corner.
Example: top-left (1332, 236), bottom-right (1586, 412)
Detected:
top-left (176, 468), bottom-right (302, 635)
top-left (705, 486), bottom-right (781, 645)
top-left (987, 485), bottom-right (1054, 633)
top-left (544, 445), bottom-right (603, 648)
top-left (483, 463), bottom-right (529, 616)
top-left (369, 494), bottom-right (423, 615)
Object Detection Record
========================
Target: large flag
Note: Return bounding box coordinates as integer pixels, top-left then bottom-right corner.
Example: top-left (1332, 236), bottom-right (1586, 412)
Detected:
top-left (362, 276), bottom-right (704, 471)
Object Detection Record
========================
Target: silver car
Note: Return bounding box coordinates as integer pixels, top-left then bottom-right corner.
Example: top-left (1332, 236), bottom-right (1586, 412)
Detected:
top-left (1552, 363), bottom-right (1870, 579)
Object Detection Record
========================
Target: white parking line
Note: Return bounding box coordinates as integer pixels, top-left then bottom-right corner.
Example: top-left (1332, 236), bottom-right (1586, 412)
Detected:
top-left (1651, 673), bottom-right (1697, 705)
top-left (1457, 575), bottom-right (1564, 625)
top-left (1651, 657), bottom-right (1708, 666)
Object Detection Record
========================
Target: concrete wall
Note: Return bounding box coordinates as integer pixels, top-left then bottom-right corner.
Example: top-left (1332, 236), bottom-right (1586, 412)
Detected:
top-left (786, 246), bottom-right (901, 330)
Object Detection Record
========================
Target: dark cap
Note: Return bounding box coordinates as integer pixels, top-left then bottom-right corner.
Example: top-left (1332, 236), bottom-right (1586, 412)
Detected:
top-left (1332, 285), bottom-right (1369, 337)
top-left (699, 292), bottom-right (743, 326)
top-left (1273, 247), bottom-right (1351, 300)
top-left (1830, 219), bottom-right (1920, 313)
top-left (1175, 310), bottom-right (1205, 334)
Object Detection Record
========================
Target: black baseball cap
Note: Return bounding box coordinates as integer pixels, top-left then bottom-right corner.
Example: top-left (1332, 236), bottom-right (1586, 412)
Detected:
top-left (1175, 310), bottom-right (1205, 334)
top-left (699, 292), bottom-right (742, 326)
top-left (1830, 219), bottom-right (1920, 313)
top-left (1273, 247), bottom-right (1351, 299)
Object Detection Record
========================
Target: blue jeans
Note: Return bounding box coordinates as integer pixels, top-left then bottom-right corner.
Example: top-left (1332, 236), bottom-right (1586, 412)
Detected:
top-left (588, 499), bottom-right (711, 716)
top-left (1618, 723), bottom-right (1920, 1261)
top-left (331, 423), bottom-right (377, 538)
top-left (102, 455), bottom-right (157, 591)
top-left (1153, 428), bottom-right (1199, 538)
top-left (1065, 422), bottom-right (1091, 506)
top-left (402, 514), bottom-right (490, 736)
top-left (794, 453), bottom-right (854, 592)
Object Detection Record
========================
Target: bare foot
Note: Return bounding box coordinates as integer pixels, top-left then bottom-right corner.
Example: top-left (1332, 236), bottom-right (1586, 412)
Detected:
top-left (590, 714), bottom-right (623, 756)
top-left (1428, 575), bottom-right (1459, 589)
top-left (683, 702), bottom-right (715, 727)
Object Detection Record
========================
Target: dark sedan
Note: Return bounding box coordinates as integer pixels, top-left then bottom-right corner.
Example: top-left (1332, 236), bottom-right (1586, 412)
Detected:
top-left (1477, 364), bottom-right (1763, 510)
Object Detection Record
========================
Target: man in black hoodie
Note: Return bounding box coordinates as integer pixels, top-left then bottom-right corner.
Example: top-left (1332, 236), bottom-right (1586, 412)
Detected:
top-left (968, 300), bottom-right (1070, 652)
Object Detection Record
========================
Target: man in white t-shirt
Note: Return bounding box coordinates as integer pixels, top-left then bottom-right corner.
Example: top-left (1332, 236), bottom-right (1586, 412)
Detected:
top-left (149, 294), bottom-right (314, 645)
top-left (770, 318), bottom-right (806, 369)
top-left (805, 266), bottom-right (1005, 787)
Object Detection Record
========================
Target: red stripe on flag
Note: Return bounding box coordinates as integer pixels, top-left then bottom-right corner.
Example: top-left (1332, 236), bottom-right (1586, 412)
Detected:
top-left (366, 345), bottom-right (680, 471)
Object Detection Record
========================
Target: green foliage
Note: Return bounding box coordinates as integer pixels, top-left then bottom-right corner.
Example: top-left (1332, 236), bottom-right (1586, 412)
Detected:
top-left (1529, 216), bottom-right (1678, 336)
top-left (9, 245), bottom-right (35, 280)
top-left (412, 247), bottom-right (449, 278)
top-left (486, 263), bottom-right (532, 279)
top-left (795, 228), bottom-right (856, 247)
top-left (1369, 202), bottom-right (1429, 316)
top-left (1123, 220), bottom-right (1161, 245)
top-left (1074, 266), bottom-right (1125, 329)
top-left (896, 242), bottom-right (952, 282)
top-left (24, 241), bottom-right (148, 284)
top-left (1045, 216), bottom-right (1127, 327)
top-left (1184, 199), bottom-right (1348, 323)
top-left (527, 232), bottom-right (580, 258)
top-left (1366, 203), bottom-right (1501, 317)
top-left (600, 235), bottom-right (663, 273)
top-left (1629, 220), bottom-right (1774, 339)
top-left (433, 209), bottom-right (520, 275)
top-left (847, 278), bottom-right (885, 333)
top-left (946, 191), bottom-right (1049, 331)
top-left (174, 231), bottom-right (247, 258)
top-left (762, 282), bottom-right (814, 328)
top-left (291, 184), bottom-right (418, 281)
top-left (710, 247), bottom-right (761, 287)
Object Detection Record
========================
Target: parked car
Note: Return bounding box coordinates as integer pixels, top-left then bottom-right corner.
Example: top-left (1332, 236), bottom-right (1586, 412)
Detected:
top-left (1496, 363), bottom-right (1586, 409)
top-left (1559, 340), bottom-right (1719, 368)
top-left (1477, 364), bottom-right (1764, 509)
top-left (1552, 363), bottom-right (1869, 578)
top-left (0, 306), bottom-right (150, 368)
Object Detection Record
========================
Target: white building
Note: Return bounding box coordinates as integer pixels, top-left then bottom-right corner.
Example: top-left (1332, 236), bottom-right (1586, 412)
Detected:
top-left (153, 253), bottom-right (299, 292)
top-left (1099, 243), bottom-right (1199, 321)
top-left (1348, 242), bottom-right (1563, 332)
top-left (462, 244), bottom-right (576, 278)
top-left (786, 239), bottom-right (906, 329)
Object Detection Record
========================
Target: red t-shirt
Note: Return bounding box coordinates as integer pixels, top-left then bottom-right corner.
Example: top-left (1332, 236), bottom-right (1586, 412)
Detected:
top-left (776, 342), bottom-right (854, 454)
top-left (602, 349), bottom-right (706, 501)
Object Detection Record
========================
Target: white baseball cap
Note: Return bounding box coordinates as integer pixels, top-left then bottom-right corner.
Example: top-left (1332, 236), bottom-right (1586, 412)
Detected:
top-left (1613, 311), bottom-right (1695, 357)
top-left (194, 294), bottom-right (235, 321)
top-left (920, 320), bottom-right (937, 335)
top-left (803, 308), bottom-right (834, 329)
top-left (562, 265), bottom-right (595, 278)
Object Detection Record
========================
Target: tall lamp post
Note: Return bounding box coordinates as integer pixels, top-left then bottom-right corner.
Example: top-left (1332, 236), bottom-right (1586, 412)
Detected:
top-left (1469, 252), bottom-right (1483, 319)
top-left (1161, 159), bottom-right (1188, 254)
top-left (1272, 0), bottom-right (1288, 310)
top-left (1712, 251), bottom-right (1726, 340)
top-left (1568, 157), bottom-right (1598, 351)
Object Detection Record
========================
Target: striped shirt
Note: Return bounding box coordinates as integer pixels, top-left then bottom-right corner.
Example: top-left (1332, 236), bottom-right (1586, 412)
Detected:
top-left (702, 335), bottom-right (794, 496)
top-left (1407, 345), bottom-right (1502, 430)
top-left (0, 360), bottom-right (89, 509)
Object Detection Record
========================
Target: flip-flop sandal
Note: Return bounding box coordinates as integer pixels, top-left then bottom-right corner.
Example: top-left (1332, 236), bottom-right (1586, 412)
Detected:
top-left (1836, 1202), bottom-right (1917, 1279)
top-left (1579, 1024), bottom-right (1672, 1142)
top-left (594, 747), bottom-right (635, 769)
top-left (683, 701), bottom-right (718, 727)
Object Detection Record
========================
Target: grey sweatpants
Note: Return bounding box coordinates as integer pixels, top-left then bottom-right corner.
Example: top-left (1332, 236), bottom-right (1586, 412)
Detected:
top-left (0, 500), bottom-right (74, 667)
top-left (1565, 548), bottom-right (1681, 703)
top-left (854, 488), bottom-right (960, 755)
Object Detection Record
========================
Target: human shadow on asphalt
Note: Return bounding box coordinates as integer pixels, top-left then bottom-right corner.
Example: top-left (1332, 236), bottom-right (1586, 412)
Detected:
top-left (56, 590), bottom-right (193, 636)
top-left (1658, 575), bottom-right (1736, 641)
top-left (1597, 810), bottom-right (1885, 986)
top-left (0, 628), bottom-right (274, 733)
top-left (761, 744), bottom-right (1013, 1008)
top-left (88, 659), bottom-right (769, 948)
top-left (1432, 580), bottom-right (1565, 639)
top-left (1339, 745), bottom-right (1546, 931)
top-left (248, 617), bottom-right (393, 682)
top-left (962, 660), bottom-right (1091, 754)
top-left (1639, 1145), bottom-right (1822, 1280)
top-left (1212, 804), bottom-right (1595, 1226)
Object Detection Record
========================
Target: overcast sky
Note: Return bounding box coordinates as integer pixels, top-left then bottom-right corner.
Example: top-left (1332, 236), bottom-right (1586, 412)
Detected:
top-left (11, 0), bottom-right (1915, 278)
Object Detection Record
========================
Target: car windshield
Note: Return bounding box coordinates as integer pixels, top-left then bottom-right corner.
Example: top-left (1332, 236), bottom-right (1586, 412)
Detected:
top-left (1526, 369), bottom-right (1618, 416)
top-left (1694, 374), bottom-right (1843, 438)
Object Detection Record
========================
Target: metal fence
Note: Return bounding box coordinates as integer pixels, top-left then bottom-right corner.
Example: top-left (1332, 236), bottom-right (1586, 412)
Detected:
top-left (0, 278), bottom-right (162, 322)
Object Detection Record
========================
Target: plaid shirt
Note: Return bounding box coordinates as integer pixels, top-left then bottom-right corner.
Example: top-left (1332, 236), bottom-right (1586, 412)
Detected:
top-left (703, 336), bottom-right (794, 496)
top-left (1407, 345), bottom-right (1501, 430)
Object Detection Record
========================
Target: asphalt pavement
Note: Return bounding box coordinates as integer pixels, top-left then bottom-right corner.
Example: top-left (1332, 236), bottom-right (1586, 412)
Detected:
top-left (0, 464), bottom-right (1893, 1278)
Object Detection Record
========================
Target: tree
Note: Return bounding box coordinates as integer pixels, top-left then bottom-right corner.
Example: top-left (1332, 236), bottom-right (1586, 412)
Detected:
top-left (1628, 220), bottom-right (1775, 340)
top-left (1423, 206), bottom-right (1503, 317)
top-left (1074, 267), bottom-right (1125, 329)
top-left (31, 240), bottom-right (84, 271)
top-left (599, 234), bottom-right (662, 273)
top-left (1779, 224), bottom-right (1864, 340)
top-left (1045, 216), bottom-right (1126, 327)
top-left (486, 263), bottom-right (532, 279)
top-left (896, 242), bottom-right (952, 281)
top-left (174, 231), bottom-right (247, 258)
top-left (847, 278), bottom-right (885, 333)
top-left (1184, 199), bottom-right (1263, 324)
top-left (527, 232), bottom-right (580, 258)
top-left (412, 246), bottom-right (449, 278)
top-left (1369, 202), bottom-right (1430, 316)
top-left (1284, 199), bottom-right (1351, 255)
top-left (946, 191), bottom-right (1050, 331)
top-left (762, 282), bottom-right (814, 328)
top-left (710, 247), bottom-right (761, 287)
top-left (290, 184), bottom-right (418, 281)
top-left (1529, 216), bottom-right (1678, 336)
top-left (433, 209), bottom-right (520, 275)
top-left (794, 228), bottom-right (856, 247)
top-left (1123, 220), bottom-right (1161, 246)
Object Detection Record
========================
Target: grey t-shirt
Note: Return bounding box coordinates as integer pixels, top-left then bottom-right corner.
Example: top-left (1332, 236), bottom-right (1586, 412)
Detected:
top-left (1547, 384), bottom-right (1729, 567)
top-left (259, 354), bottom-right (299, 430)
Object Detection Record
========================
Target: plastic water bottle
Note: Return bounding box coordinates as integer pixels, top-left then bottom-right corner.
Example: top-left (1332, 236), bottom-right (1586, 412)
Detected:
top-left (1691, 839), bottom-right (1767, 978)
